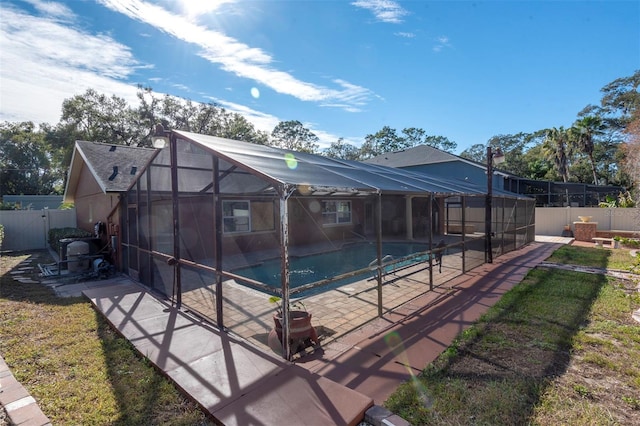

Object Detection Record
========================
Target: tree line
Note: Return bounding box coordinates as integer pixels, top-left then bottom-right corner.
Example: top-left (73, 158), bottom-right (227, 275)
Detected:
top-left (1, 71), bottom-right (639, 202)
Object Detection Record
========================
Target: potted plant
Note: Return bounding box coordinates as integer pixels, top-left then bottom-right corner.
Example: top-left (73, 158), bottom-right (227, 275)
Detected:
top-left (613, 235), bottom-right (621, 249)
top-left (268, 296), bottom-right (319, 353)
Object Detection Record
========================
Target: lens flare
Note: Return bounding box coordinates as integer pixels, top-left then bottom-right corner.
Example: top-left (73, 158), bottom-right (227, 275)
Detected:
top-left (298, 184), bottom-right (312, 196)
top-left (284, 153), bottom-right (298, 169)
top-left (384, 331), bottom-right (434, 409)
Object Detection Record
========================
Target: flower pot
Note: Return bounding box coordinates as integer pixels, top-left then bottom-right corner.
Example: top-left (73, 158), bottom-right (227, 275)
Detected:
top-left (272, 311), bottom-right (319, 345)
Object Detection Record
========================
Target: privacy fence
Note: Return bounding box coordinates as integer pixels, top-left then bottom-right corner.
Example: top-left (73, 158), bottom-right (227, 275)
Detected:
top-left (0, 209), bottom-right (77, 251)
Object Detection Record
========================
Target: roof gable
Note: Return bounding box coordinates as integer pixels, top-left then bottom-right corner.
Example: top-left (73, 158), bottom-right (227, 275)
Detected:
top-left (64, 141), bottom-right (157, 202)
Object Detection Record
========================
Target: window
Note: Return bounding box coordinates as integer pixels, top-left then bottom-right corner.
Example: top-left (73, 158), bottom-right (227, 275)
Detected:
top-left (223, 201), bottom-right (250, 233)
top-left (322, 200), bottom-right (351, 225)
top-left (221, 200), bottom-right (275, 234)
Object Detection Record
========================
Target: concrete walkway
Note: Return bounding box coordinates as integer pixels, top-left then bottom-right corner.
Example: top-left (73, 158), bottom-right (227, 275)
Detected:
top-left (82, 283), bottom-right (374, 426)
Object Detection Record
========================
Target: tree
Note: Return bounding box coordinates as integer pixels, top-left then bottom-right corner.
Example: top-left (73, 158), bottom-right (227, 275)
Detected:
top-left (271, 120), bottom-right (319, 153)
top-left (622, 108), bottom-right (640, 201)
top-left (542, 127), bottom-right (571, 183)
top-left (359, 126), bottom-right (407, 159)
top-left (60, 88), bottom-right (144, 146)
top-left (219, 113), bottom-right (270, 145)
top-left (323, 138), bottom-right (360, 160)
top-left (459, 143), bottom-right (486, 162)
top-left (402, 128), bottom-right (457, 152)
top-left (483, 132), bottom-right (544, 177)
top-left (570, 116), bottom-right (605, 185)
top-left (137, 87), bottom-right (270, 145)
top-left (599, 70), bottom-right (640, 123)
top-left (0, 122), bottom-right (61, 196)
top-left (519, 144), bottom-right (554, 180)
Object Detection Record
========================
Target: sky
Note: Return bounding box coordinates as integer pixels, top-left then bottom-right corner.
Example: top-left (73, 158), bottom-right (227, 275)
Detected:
top-left (0, 0), bottom-right (638, 154)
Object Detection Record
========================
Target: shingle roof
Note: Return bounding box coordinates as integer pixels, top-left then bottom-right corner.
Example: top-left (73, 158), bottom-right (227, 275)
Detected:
top-left (64, 141), bottom-right (157, 202)
top-left (364, 145), bottom-right (461, 167)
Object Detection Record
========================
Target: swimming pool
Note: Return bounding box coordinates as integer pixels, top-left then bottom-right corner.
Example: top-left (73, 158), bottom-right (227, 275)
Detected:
top-left (232, 242), bottom-right (431, 294)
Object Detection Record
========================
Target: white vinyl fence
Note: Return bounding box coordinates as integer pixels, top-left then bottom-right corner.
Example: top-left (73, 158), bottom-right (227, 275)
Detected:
top-left (535, 207), bottom-right (640, 236)
top-left (0, 209), bottom-right (77, 251)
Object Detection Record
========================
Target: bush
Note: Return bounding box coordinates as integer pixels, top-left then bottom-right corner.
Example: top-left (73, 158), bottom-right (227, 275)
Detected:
top-left (48, 227), bottom-right (94, 253)
top-left (0, 224), bottom-right (4, 249)
top-left (619, 237), bottom-right (640, 249)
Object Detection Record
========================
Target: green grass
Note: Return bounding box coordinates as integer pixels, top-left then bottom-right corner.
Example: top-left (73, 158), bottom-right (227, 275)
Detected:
top-left (0, 251), bottom-right (213, 425)
top-left (385, 245), bottom-right (640, 425)
top-left (547, 244), bottom-right (640, 273)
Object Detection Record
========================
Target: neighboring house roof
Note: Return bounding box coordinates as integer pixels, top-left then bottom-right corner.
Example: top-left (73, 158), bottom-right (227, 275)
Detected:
top-left (174, 130), bottom-right (525, 198)
top-left (365, 145), bottom-right (460, 167)
top-left (364, 144), bottom-right (510, 177)
top-left (64, 141), bottom-right (158, 203)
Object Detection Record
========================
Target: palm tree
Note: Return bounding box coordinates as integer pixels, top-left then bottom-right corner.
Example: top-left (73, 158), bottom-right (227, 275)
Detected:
top-left (571, 116), bottom-right (604, 185)
top-left (543, 127), bottom-right (571, 183)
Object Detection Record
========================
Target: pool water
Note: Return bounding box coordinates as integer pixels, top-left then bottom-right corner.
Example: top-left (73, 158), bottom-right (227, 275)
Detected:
top-left (232, 242), bottom-right (431, 291)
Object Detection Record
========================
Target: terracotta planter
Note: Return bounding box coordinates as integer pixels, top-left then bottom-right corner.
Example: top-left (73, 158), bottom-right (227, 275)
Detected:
top-left (272, 310), bottom-right (319, 345)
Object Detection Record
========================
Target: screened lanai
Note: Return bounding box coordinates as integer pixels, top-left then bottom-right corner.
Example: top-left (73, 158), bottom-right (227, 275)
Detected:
top-left (117, 130), bottom-right (535, 360)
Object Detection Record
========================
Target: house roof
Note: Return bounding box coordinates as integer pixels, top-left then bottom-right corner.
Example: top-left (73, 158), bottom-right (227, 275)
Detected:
top-left (364, 145), bottom-right (511, 177)
top-left (364, 145), bottom-right (461, 167)
top-left (174, 130), bottom-right (525, 198)
top-left (64, 141), bottom-right (158, 203)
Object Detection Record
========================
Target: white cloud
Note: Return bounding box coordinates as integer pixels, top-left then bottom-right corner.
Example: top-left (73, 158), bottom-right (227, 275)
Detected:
top-left (168, 0), bottom-right (236, 20)
top-left (99, 0), bottom-right (374, 110)
top-left (23, 0), bottom-right (73, 19)
top-left (433, 36), bottom-right (452, 52)
top-left (351, 0), bottom-right (408, 24)
top-left (209, 97), bottom-right (362, 149)
top-left (207, 97), bottom-right (279, 133)
top-left (0, 5), bottom-right (141, 124)
top-left (395, 32), bottom-right (415, 38)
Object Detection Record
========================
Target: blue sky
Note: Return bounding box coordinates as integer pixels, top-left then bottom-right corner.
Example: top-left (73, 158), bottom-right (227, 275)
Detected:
top-left (1, 0), bottom-right (638, 154)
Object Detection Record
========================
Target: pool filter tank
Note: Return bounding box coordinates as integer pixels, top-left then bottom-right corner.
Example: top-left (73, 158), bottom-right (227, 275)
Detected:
top-left (67, 241), bottom-right (90, 272)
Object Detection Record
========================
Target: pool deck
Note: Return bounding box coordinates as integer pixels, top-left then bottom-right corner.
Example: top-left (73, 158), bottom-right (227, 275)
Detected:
top-left (3, 236), bottom-right (574, 425)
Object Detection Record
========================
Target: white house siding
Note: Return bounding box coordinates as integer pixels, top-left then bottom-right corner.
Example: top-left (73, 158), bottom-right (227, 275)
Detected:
top-left (0, 209), bottom-right (77, 251)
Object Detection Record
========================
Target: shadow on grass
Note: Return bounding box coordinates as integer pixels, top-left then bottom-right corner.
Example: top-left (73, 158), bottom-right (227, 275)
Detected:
top-left (385, 247), bottom-right (610, 425)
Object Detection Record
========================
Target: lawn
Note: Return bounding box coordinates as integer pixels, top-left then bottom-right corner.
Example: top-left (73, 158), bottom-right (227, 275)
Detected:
top-left (0, 250), bottom-right (213, 425)
top-left (385, 245), bottom-right (640, 425)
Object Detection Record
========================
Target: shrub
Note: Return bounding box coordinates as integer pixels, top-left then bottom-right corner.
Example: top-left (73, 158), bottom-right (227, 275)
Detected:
top-left (619, 237), bottom-right (640, 249)
top-left (48, 227), bottom-right (94, 253)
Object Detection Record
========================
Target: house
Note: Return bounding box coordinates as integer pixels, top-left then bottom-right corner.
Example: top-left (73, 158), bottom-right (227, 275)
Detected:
top-left (63, 141), bottom-right (158, 255)
top-left (364, 145), bottom-right (623, 207)
top-left (364, 144), bottom-right (510, 191)
top-left (65, 130), bottom-right (535, 360)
